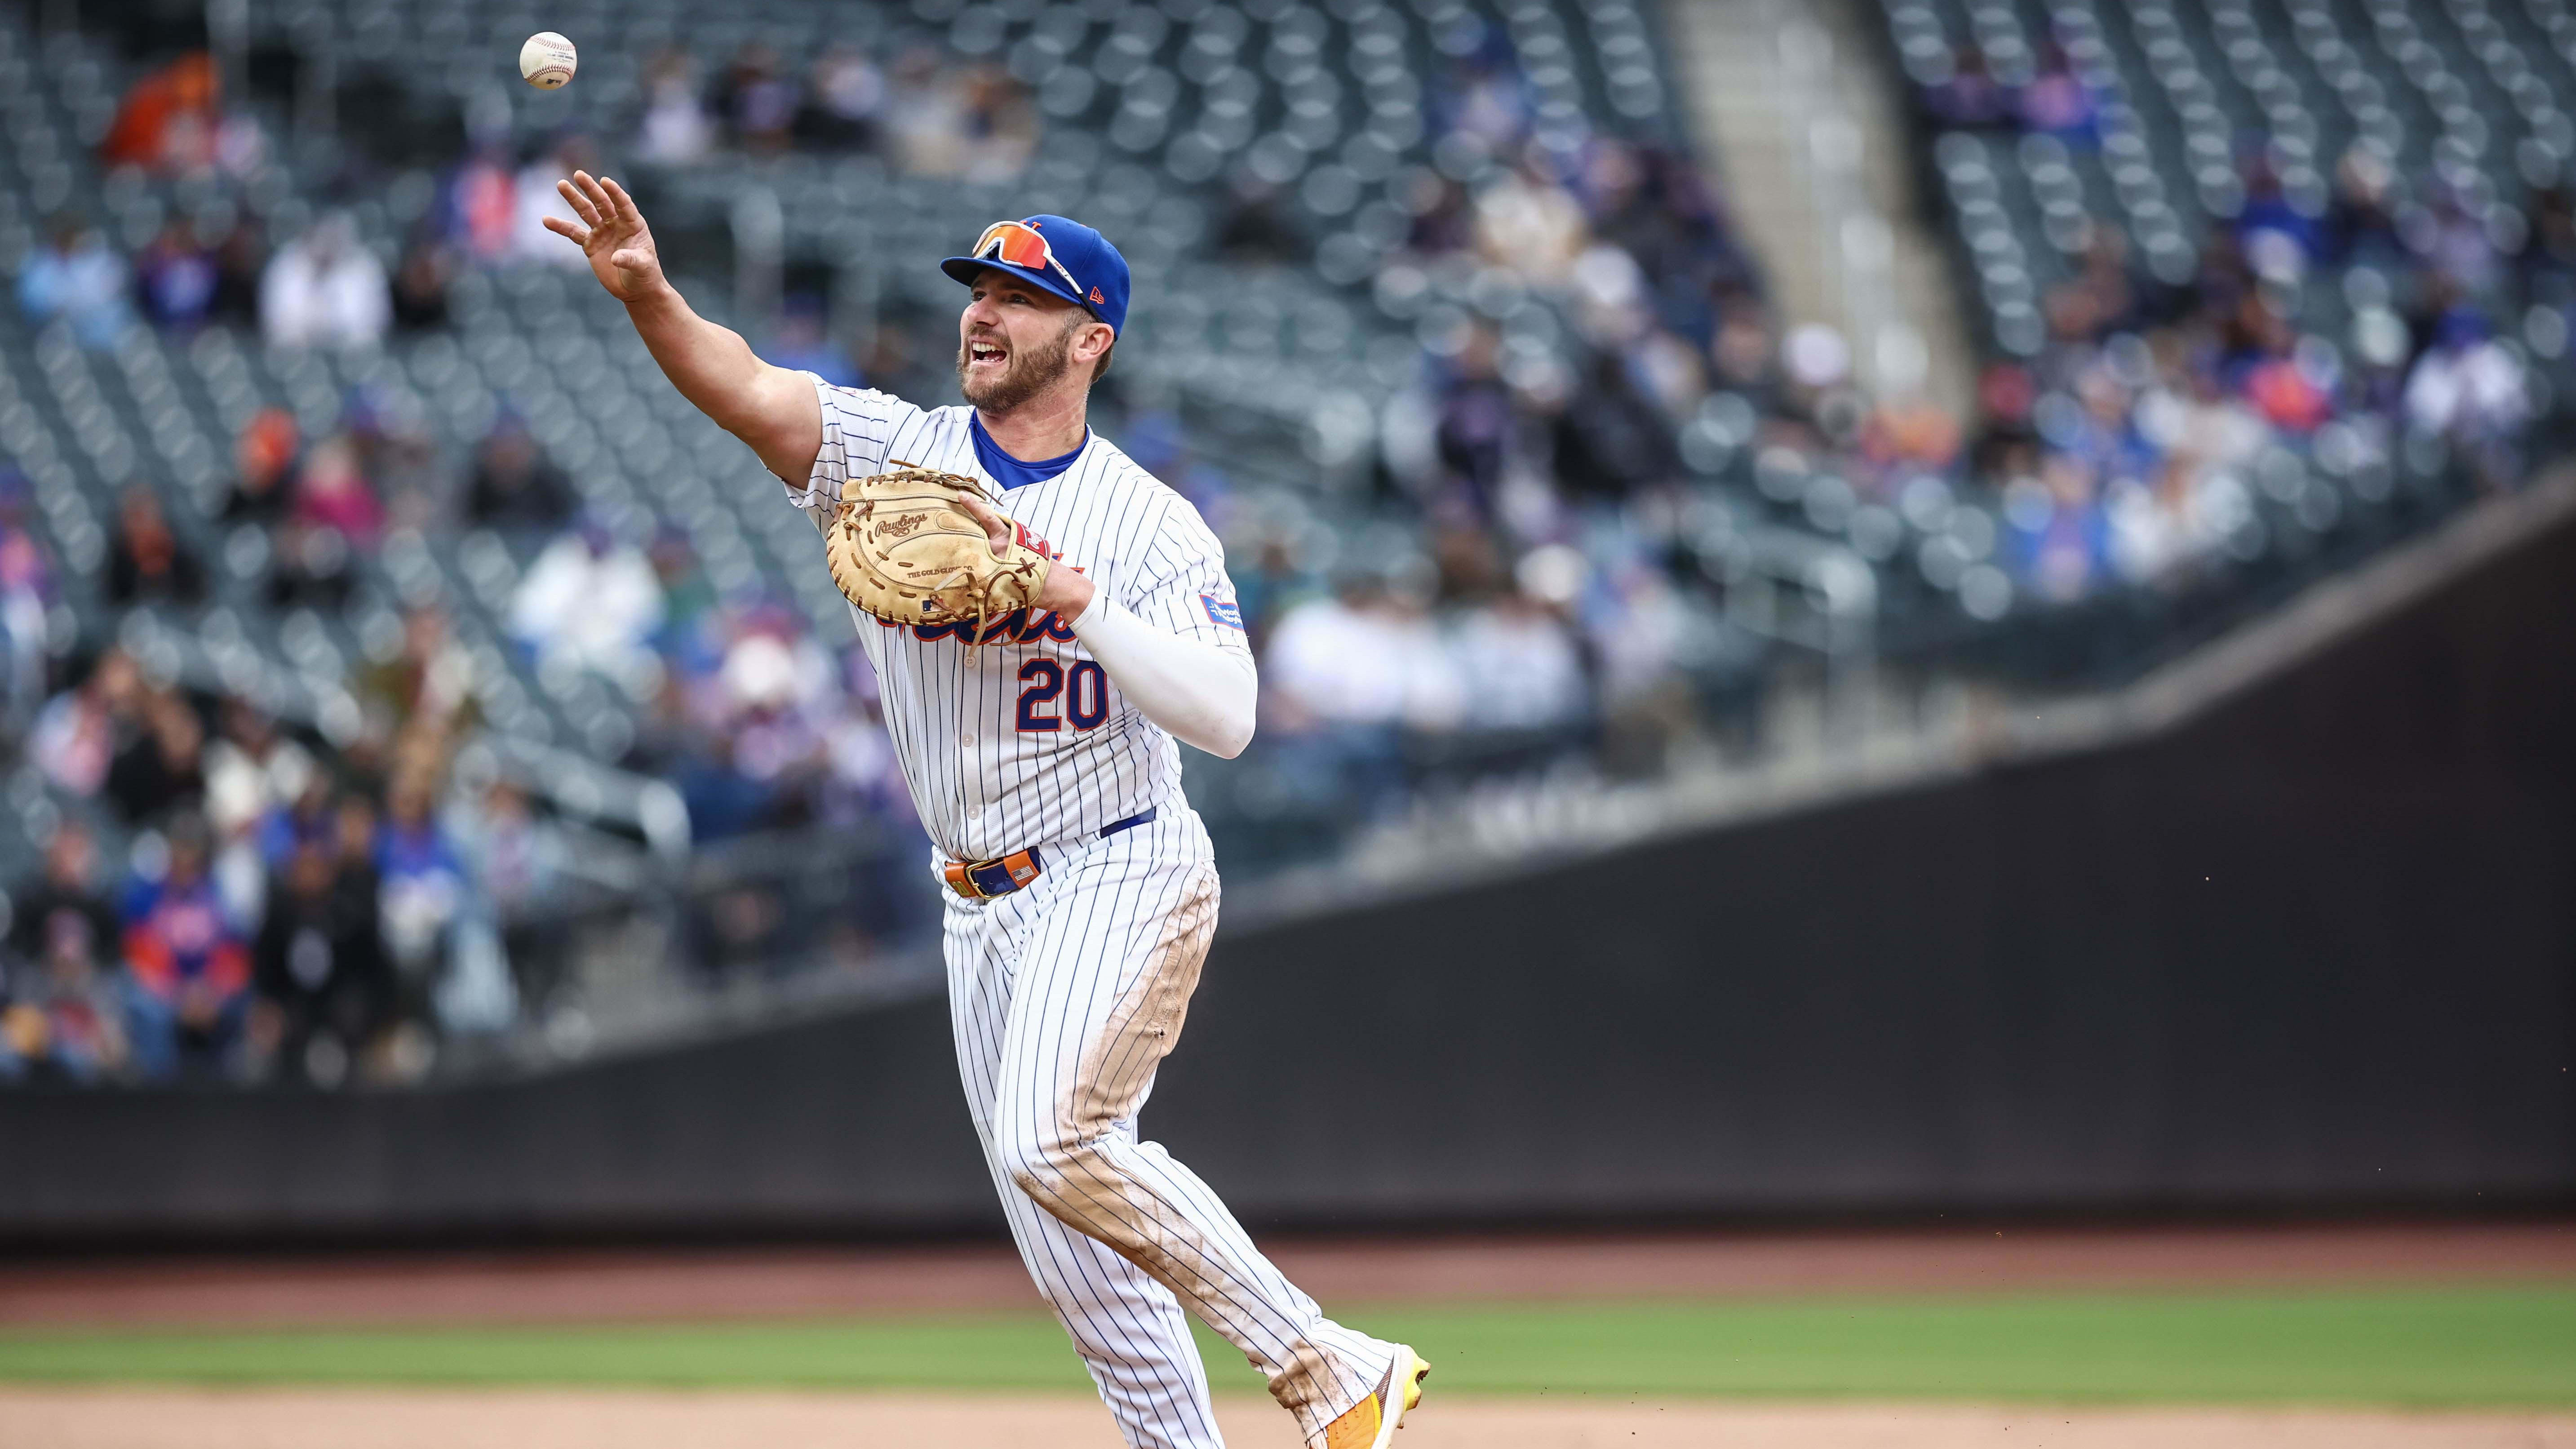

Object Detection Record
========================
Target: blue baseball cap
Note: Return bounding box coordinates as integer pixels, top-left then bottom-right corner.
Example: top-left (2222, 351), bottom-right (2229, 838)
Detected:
top-left (940, 215), bottom-right (1130, 335)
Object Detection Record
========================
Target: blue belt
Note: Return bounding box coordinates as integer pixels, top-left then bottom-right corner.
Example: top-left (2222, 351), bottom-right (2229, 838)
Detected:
top-left (943, 807), bottom-right (1158, 900)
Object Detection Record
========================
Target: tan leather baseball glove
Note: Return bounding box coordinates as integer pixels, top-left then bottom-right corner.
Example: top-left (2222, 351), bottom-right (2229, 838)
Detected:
top-left (825, 463), bottom-right (1053, 639)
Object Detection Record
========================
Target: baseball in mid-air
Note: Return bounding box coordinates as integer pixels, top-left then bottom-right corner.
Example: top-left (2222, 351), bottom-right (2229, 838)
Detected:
top-left (519, 31), bottom-right (577, 89)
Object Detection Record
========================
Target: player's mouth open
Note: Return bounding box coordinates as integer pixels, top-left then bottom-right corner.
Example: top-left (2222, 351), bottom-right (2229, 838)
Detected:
top-left (970, 341), bottom-right (1007, 366)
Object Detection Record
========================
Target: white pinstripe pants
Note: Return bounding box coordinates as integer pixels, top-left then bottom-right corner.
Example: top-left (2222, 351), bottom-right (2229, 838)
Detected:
top-left (941, 807), bottom-right (1396, 1449)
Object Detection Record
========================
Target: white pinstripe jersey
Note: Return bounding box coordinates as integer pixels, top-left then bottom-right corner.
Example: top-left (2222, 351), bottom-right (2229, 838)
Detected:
top-left (784, 374), bottom-right (1251, 864)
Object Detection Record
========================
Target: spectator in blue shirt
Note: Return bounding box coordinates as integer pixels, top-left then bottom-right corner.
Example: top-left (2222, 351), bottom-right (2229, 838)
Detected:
top-left (18, 217), bottom-right (133, 350)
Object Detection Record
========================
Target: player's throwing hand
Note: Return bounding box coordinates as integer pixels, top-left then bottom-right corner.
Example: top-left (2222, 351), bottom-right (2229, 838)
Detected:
top-left (955, 489), bottom-right (1096, 620)
top-left (544, 170), bottom-right (665, 304)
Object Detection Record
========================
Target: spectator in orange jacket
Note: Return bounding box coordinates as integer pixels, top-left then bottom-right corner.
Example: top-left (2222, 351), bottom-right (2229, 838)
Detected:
top-left (100, 53), bottom-right (220, 175)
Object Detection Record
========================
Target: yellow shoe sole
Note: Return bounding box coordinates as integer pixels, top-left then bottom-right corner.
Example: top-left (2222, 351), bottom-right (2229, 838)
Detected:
top-left (1322, 1348), bottom-right (1431, 1449)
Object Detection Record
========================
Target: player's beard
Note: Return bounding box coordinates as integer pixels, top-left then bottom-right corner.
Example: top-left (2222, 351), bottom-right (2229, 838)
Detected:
top-left (957, 315), bottom-right (1078, 415)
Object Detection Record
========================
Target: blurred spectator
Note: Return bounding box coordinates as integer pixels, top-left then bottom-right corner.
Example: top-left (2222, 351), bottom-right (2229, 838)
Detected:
top-left (2325, 146), bottom-right (2407, 271)
top-left (258, 773), bottom-right (339, 870)
top-left (798, 45), bottom-right (887, 152)
top-left (360, 605), bottom-right (480, 741)
top-left (390, 236), bottom-right (454, 331)
top-left (959, 66), bottom-right (1039, 182)
top-left (347, 387), bottom-right (447, 530)
top-left (1264, 570), bottom-right (1459, 812)
top-left (1432, 329), bottom-right (1517, 516)
top-left (886, 47), bottom-right (986, 176)
top-left (1447, 588), bottom-right (1588, 731)
top-left (1921, 44), bottom-right (2013, 131)
top-left (2239, 331), bottom-right (2337, 436)
top-left (2405, 309), bottom-right (2530, 487)
top-left (206, 213), bottom-right (267, 328)
top-left (222, 406), bottom-right (299, 527)
top-left (136, 219), bottom-right (220, 331)
top-left (105, 688), bottom-right (208, 826)
top-left (760, 298), bottom-right (863, 388)
top-left (718, 43), bottom-right (803, 153)
top-left (1475, 148), bottom-right (1588, 287)
top-left (1553, 351), bottom-right (1680, 500)
top-left (251, 839), bottom-right (394, 1088)
top-left (18, 216), bottom-right (133, 350)
top-left (1215, 180), bottom-right (1305, 264)
top-left (293, 436), bottom-right (385, 543)
top-left (105, 484), bottom-right (207, 608)
top-left (818, 688), bottom-right (909, 831)
top-left (31, 650), bottom-right (142, 799)
top-left (8, 821), bottom-right (121, 984)
top-left (2005, 453), bottom-right (2113, 602)
top-left (2016, 44), bottom-right (2100, 146)
top-left (260, 213), bottom-right (390, 351)
top-left (636, 50), bottom-right (714, 165)
top-left (446, 141), bottom-right (519, 262)
top-left (121, 814), bottom-right (251, 1081)
top-left (648, 527), bottom-right (718, 644)
top-left (204, 701), bottom-right (316, 844)
top-left (453, 778), bottom-right (565, 924)
top-left (204, 699), bottom-right (306, 929)
top-left (510, 518), bottom-right (666, 678)
top-left (0, 471), bottom-right (60, 721)
top-left (374, 772), bottom-right (468, 998)
top-left (2524, 179), bottom-right (2576, 284)
top-left (99, 52), bottom-right (220, 174)
top-left (1582, 559), bottom-right (1696, 773)
top-left (465, 418), bottom-right (575, 533)
top-left (0, 902), bottom-right (130, 1083)
top-left (1440, 46), bottom-right (1535, 151)
top-left (1403, 172), bottom-right (1476, 255)
top-left (513, 134), bottom-right (598, 267)
top-left (2236, 163), bottom-right (2322, 282)
top-left (267, 519), bottom-right (356, 610)
top-left (2412, 186), bottom-right (2504, 298)
top-left (1859, 392), bottom-right (1965, 477)
top-left (1230, 533), bottom-right (1314, 652)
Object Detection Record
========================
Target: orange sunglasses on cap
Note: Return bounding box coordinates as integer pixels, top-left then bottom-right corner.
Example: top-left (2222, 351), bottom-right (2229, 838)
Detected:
top-left (970, 220), bottom-right (1085, 298)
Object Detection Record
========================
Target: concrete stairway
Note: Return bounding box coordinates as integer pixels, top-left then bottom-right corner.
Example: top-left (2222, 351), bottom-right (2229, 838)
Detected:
top-left (1665, 0), bottom-right (1978, 418)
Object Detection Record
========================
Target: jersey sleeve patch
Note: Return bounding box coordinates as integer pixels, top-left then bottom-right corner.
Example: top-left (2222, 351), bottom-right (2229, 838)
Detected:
top-left (1201, 595), bottom-right (1245, 630)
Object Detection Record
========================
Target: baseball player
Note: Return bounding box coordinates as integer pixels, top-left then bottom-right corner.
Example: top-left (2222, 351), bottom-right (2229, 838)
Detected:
top-left (546, 172), bottom-right (1429, 1449)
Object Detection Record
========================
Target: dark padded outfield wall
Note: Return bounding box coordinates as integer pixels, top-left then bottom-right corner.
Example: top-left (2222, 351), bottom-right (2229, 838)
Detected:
top-left (4, 495), bottom-right (2572, 1244)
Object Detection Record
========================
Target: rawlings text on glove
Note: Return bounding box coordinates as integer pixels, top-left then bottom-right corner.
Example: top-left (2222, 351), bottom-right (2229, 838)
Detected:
top-left (827, 463), bottom-right (1054, 643)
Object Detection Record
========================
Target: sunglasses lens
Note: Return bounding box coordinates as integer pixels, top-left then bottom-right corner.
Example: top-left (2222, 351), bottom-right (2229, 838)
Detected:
top-left (979, 223), bottom-right (1051, 271)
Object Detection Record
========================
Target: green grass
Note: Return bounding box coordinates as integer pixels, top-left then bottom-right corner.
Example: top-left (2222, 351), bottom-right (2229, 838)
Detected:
top-left (3, 1288), bottom-right (2573, 1407)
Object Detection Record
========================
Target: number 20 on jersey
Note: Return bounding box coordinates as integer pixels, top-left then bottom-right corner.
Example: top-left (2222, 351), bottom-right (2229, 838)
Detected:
top-left (1017, 658), bottom-right (1109, 732)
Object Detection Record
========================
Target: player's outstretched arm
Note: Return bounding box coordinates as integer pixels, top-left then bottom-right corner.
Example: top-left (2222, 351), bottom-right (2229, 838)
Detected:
top-left (545, 170), bottom-right (820, 484)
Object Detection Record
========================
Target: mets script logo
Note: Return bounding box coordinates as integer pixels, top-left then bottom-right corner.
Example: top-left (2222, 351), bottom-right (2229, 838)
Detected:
top-left (878, 607), bottom-right (1077, 645)
top-left (879, 514), bottom-right (927, 538)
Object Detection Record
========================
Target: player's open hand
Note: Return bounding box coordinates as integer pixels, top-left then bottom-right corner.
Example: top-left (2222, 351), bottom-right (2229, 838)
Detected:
top-left (545, 170), bottom-right (666, 304)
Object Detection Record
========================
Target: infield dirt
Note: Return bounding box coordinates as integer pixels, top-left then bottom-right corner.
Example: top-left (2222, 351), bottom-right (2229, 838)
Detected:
top-left (6, 1387), bottom-right (2575, 1449)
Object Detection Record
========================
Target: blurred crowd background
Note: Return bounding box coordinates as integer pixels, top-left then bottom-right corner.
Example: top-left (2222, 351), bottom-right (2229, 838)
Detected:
top-left (0, 0), bottom-right (2569, 1087)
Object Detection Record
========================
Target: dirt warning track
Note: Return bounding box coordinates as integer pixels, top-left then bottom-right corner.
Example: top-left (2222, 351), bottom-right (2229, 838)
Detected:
top-left (5, 1221), bottom-right (2572, 1329)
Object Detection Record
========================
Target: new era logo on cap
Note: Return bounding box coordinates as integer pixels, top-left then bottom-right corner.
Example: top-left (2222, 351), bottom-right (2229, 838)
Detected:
top-left (1090, 286), bottom-right (1104, 304)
